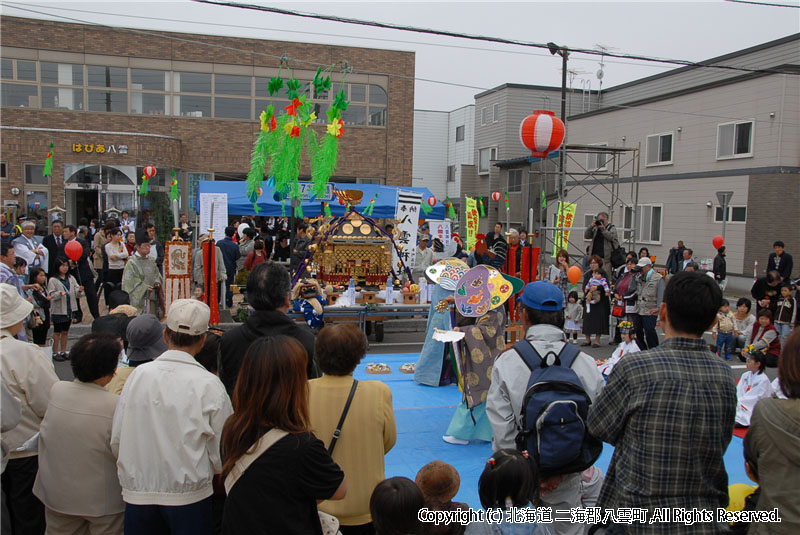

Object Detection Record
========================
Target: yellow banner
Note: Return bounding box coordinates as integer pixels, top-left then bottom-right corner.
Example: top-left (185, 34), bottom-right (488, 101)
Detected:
top-left (553, 202), bottom-right (577, 256)
top-left (465, 197), bottom-right (479, 252)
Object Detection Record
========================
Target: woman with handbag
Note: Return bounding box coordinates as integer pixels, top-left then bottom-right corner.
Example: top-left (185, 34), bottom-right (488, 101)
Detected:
top-left (309, 324), bottom-right (397, 535)
top-left (610, 254), bottom-right (638, 345)
top-left (47, 257), bottom-right (83, 361)
top-left (221, 335), bottom-right (347, 535)
top-left (26, 266), bottom-right (51, 346)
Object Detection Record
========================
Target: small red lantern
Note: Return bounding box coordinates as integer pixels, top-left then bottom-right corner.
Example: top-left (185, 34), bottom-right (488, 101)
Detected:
top-left (520, 110), bottom-right (565, 158)
top-left (143, 165), bottom-right (157, 178)
top-left (427, 196), bottom-right (437, 207)
top-left (491, 191), bottom-right (501, 202)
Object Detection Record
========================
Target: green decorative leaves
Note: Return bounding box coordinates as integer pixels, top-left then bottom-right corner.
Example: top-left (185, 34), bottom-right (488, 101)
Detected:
top-left (332, 89), bottom-right (349, 112)
top-left (313, 67), bottom-right (332, 95)
top-left (268, 76), bottom-right (284, 97)
top-left (285, 78), bottom-right (302, 100)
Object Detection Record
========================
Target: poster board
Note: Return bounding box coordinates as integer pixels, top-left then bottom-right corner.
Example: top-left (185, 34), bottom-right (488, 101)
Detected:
top-left (393, 190), bottom-right (422, 272)
top-left (198, 193), bottom-right (228, 242)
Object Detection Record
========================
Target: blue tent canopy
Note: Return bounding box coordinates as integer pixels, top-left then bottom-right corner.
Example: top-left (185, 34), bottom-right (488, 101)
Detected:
top-left (194, 181), bottom-right (446, 219)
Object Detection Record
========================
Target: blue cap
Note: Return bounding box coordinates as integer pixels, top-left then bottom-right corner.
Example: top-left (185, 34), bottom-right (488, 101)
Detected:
top-left (520, 281), bottom-right (563, 311)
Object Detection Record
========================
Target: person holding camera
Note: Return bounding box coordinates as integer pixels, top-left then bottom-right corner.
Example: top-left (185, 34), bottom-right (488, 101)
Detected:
top-left (583, 212), bottom-right (619, 276)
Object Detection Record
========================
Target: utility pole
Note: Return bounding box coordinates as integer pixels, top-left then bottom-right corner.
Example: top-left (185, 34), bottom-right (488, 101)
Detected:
top-left (548, 42), bottom-right (569, 252)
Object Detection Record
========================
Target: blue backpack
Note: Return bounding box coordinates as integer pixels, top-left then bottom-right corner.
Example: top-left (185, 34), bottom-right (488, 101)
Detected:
top-left (513, 340), bottom-right (603, 477)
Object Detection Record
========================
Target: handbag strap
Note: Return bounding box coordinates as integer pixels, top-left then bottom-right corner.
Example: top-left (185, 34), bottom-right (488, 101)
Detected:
top-left (328, 379), bottom-right (358, 455)
top-left (224, 428), bottom-right (289, 495)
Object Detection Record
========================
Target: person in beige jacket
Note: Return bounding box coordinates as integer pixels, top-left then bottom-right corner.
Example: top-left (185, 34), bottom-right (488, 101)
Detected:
top-left (308, 324), bottom-right (396, 531)
top-left (34, 332), bottom-right (125, 534)
top-left (0, 284), bottom-right (59, 535)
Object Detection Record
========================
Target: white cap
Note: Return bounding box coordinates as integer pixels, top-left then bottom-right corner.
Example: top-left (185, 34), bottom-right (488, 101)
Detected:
top-left (0, 285), bottom-right (33, 329)
top-left (166, 299), bottom-right (210, 336)
top-left (637, 257), bottom-right (653, 267)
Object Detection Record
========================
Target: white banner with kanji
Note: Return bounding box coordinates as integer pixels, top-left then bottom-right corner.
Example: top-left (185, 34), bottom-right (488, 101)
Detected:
top-left (393, 191), bottom-right (422, 272)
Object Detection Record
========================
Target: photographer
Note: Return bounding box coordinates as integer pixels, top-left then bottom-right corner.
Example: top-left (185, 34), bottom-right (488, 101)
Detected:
top-left (583, 212), bottom-right (619, 276)
top-left (632, 257), bottom-right (664, 350)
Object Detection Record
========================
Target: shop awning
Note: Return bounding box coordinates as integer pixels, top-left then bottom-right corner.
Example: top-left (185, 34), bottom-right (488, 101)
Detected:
top-left (194, 181), bottom-right (445, 219)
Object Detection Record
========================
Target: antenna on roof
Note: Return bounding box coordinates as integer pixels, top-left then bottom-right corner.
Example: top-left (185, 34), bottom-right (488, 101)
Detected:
top-left (594, 44), bottom-right (617, 108)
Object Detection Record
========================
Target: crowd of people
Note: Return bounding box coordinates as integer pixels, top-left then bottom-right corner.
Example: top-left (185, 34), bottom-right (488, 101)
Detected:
top-left (1, 208), bottom-right (799, 535)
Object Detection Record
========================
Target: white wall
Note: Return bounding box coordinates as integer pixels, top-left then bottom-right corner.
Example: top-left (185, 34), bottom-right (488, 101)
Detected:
top-left (412, 110), bottom-right (448, 199)
top-left (447, 104), bottom-right (474, 199)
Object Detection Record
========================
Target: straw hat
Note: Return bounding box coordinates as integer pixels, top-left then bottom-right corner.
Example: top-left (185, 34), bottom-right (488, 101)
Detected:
top-left (415, 460), bottom-right (460, 503)
top-left (0, 285), bottom-right (33, 329)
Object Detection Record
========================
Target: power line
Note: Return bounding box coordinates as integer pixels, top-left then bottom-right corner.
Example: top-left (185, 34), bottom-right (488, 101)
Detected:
top-left (192, 0), bottom-right (800, 76)
top-left (724, 0), bottom-right (800, 8)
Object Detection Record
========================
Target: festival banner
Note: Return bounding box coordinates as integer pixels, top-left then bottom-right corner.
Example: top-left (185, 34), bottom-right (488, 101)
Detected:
top-left (427, 220), bottom-right (452, 247)
top-left (465, 197), bottom-right (479, 252)
top-left (198, 193), bottom-right (228, 242)
top-left (393, 190), bottom-right (422, 273)
top-left (552, 201), bottom-right (577, 256)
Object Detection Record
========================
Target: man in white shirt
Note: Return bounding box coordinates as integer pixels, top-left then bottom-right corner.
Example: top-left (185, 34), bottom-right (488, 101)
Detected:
top-left (412, 235), bottom-right (433, 283)
top-left (111, 299), bottom-right (232, 535)
top-left (119, 211), bottom-right (135, 234)
top-left (12, 221), bottom-right (47, 273)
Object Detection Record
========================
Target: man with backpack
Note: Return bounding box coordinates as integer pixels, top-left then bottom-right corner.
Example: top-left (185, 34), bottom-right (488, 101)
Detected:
top-left (487, 280), bottom-right (604, 535)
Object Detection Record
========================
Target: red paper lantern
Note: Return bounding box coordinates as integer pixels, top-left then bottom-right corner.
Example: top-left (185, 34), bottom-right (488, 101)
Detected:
top-left (64, 240), bottom-right (83, 262)
top-left (427, 196), bottom-right (437, 207)
top-left (143, 165), bottom-right (157, 178)
top-left (491, 191), bottom-right (501, 202)
top-left (520, 110), bottom-right (565, 158)
top-left (712, 235), bottom-right (725, 249)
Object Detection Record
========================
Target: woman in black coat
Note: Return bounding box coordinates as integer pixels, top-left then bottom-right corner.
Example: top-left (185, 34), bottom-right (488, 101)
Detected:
top-left (713, 246), bottom-right (727, 290)
top-left (582, 254), bottom-right (611, 347)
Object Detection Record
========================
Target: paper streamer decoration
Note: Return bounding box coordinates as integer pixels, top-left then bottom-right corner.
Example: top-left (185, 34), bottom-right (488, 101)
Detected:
top-left (445, 197), bottom-right (457, 220)
top-left (43, 142), bottom-right (53, 177)
top-left (425, 258), bottom-right (469, 290)
top-left (477, 196), bottom-right (486, 217)
top-left (454, 265), bottom-right (513, 317)
top-left (170, 169), bottom-right (179, 202)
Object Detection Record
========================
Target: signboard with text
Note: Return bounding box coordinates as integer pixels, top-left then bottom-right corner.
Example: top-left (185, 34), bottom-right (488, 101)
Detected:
top-left (393, 191), bottom-right (422, 272)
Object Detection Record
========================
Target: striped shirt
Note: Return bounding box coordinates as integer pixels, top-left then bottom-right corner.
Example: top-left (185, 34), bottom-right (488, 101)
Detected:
top-left (587, 337), bottom-right (737, 533)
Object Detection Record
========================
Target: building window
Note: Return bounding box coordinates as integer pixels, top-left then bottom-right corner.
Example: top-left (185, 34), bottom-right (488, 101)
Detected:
top-left (214, 97), bottom-right (251, 119)
top-left (41, 87), bottom-right (83, 111)
top-left (25, 164), bottom-right (48, 185)
top-left (715, 205), bottom-right (747, 223)
top-left (88, 90), bottom-right (127, 113)
top-left (455, 125), bottom-right (465, 142)
top-left (646, 133), bottom-right (673, 166)
top-left (1, 59), bottom-right (11, 80)
top-left (587, 144), bottom-right (608, 171)
top-left (624, 204), bottom-right (662, 244)
top-left (17, 61), bottom-right (37, 82)
top-left (508, 169), bottom-right (523, 193)
top-left (131, 69), bottom-right (168, 91)
top-left (174, 72), bottom-right (211, 94)
top-left (40, 63), bottom-right (83, 86)
top-left (493, 102), bottom-right (499, 122)
top-left (478, 147), bottom-right (497, 175)
top-left (87, 66), bottom-right (127, 88)
top-left (214, 74), bottom-right (251, 96)
top-left (132, 92), bottom-right (168, 115)
top-left (447, 165), bottom-right (455, 182)
top-left (0, 162), bottom-right (7, 181)
top-left (717, 120), bottom-right (753, 159)
top-left (174, 95), bottom-right (211, 117)
top-left (0, 83), bottom-right (38, 107)
top-left (481, 107), bottom-right (488, 126)
top-left (582, 214), bottom-right (595, 240)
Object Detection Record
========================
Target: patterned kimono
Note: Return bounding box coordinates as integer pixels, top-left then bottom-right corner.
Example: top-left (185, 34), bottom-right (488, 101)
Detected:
top-left (122, 253), bottom-right (164, 316)
top-left (414, 284), bottom-right (455, 387)
top-left (445, 306), bottom-right (506, 442)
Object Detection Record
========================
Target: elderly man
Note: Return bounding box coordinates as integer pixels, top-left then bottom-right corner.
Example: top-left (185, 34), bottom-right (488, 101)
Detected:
top-left (583, 212), bottom-right (619, 276)
top-left (412, 235), bottom-right (434, 283)
top-left (122, 238), bottom-right (163, 317)
top-left (633, 257), bottom-right (665, 350)
top-left (679, 248), bottom-right (694, 271)
top-left (12, 220), bottom-right (47, 273)
top-left (220, 262), bottom-right (319, 395)
top-left (42, 220), bottom-right (64, 277)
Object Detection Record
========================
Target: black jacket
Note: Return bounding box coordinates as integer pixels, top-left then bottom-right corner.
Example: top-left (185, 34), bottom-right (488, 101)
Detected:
top-left (712, 253), bottom-right (726, 281)
top-left (42, 233), bottom-right (63, 276)
top-left (91, 313), bottom-right (133, 349)
top-left (766, 252), bottom-right (793, 282)
top-left (220, 309), bottom-right (320, 395)
top-left (751, 278), bottom-right (780, 315)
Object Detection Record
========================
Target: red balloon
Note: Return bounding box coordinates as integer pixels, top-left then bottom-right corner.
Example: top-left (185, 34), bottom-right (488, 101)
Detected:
top-left (712, 235), bottom-right (724, 249)
top-left (64, 240), bottom-right (83, 262)
top-left (567, 265), bottom-right (582, 284)
top-left (143, 165), bottom-right (157, 178)
top-left (491, 191), bottom-right (501, 202)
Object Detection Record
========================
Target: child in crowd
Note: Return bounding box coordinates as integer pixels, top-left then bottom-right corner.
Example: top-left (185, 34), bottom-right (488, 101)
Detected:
top-left (743, 310), bottom-right (782, 368)
top-left (370, 477), bottom-right (425, 535)
top-left (465, 449), bottom-right (540, 535)
top-left (584, 270), bottom-right (610, 303)
top-left (713, 299), bottom-right (737, 360)
top-left (564, 291), bottom-right (583, 342)
top-left (735, 351), bottom-right (771, 427)
top-left (774, 284), bottom-right (797, 345)
top-left (13, 257), bottom-right (27, 287)
top-left (26, 266), bottom-right (51, 347)
top-left (597, 321), bottom-right (640, 379)
top-left (47, 257), bottom-right (83, 362)
top-left (416, 460), bottom-right (468, 535)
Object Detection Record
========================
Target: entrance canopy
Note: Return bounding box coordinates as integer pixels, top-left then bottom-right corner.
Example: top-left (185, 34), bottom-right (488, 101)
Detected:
top-left (195, 181), bottom-right (445, 219)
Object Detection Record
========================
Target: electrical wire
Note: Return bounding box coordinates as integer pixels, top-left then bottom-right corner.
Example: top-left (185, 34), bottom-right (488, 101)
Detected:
top-left (724, 0), bottom-right (800, 8)
top-left (191, 0), bottom-right (800, 76)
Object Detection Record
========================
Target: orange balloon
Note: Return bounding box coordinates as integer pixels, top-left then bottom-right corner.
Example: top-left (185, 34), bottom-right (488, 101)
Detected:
top-left (650, 256), bottom-right (656, 263)
top-left (567, 265), bottom-right (582, 284)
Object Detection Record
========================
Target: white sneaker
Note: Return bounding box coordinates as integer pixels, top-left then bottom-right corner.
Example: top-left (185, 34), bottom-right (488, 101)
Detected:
top-left (442, 435), bottom-right (469, 445)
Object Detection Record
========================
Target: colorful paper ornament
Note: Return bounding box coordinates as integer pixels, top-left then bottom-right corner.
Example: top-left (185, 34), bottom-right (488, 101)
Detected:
top-left (425, 258), bottom-right (469, 291)
top-left (477, 196), bottom-right (486, 217)
top-left (520, 110), bottom-right (565, 158)
top-left (364, 194), bottom-right (378, 216)
top-left (420, 199), bottom-right (433, 215)
top-left (322, 202), bottom-right (332, 217)
top-left (491, 191), bottom-right (501, 202)
top-left (454, 265), bottom-right (513, 317)
top-left (427, 196), bottom-right (438, 207)
top-left (143, 165), bottom-right (157, 179)
top-left (541, 189), bottom-right (547, 209)
top-left (445, 197), bottom-right (457, 220)
top-left (43, 142), bottom-right (54, 177)
top-left (504, 192), bottom-right (510, 211)
top-left (139, 174), bottom-right (149, 196)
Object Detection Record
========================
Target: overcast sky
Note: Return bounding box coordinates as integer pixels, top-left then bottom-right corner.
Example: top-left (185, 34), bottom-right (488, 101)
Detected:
top-left (3, 0), bottom-right (799, 110)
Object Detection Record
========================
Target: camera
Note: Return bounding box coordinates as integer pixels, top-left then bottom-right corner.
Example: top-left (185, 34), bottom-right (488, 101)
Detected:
top-left (631, 266), bottom-right (643, 273)
top-left (594, 219), bottom-right (602, 226)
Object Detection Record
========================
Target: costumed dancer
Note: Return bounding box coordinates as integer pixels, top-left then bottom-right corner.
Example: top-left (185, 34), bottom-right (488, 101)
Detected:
top-left (121, 238), bottom-right (164, 317)
top-left (292, 279), bottom-right (327, 331)
top-left (735, 350), bottom-right (771, 426)
top-left (443, 264), bottom-right (523, 445)
top-left (414, 259), bottom-right (469, 387)
top-left (597, 320), bottom-right (639, 380)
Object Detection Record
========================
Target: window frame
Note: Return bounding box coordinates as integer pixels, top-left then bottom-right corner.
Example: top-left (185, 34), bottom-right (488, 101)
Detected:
top-left (0, 161), bottom-right (7, 181)
top-left (507, 169), bottom-right (523, 193)
top-left (455, 125), bottom-right (465, 142)
top-left (716, 120), bottom-right (754, 160)
top-left (714, 205), bottom-right (747, 224)
top-left (645, 132), bottom-right (673, 167)
top-left (492, 102), bottom-right (499, 123)
top-left (480, 107), bottom-right (488, 126)
top-left (446, 165), bottom-right (456, 183)
top-left (587, 143), bottom-right (608, 171)
top-left (623, 204), bottom-right (663, 244)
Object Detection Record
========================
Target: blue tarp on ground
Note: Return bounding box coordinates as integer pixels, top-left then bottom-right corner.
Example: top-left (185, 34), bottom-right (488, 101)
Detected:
top-left (195, 181), bottom-right (446, 219)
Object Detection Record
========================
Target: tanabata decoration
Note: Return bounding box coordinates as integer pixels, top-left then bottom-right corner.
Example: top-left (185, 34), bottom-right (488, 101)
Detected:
top-left (43, 143), bottom-right (54, 178)
top-left (420, 198), bottom-right (433, 215)
top-left (477, 196), bottom-right (486, 217)
top-left (541, 189), bottom-right (547, 209)
top-left (520, 110), bottom-right (566, 158)
top-left (321, 201), bottom-right (332, 217)
top-left (64, 240), bottom-right (83, 262)
top-left (491, 191), bottom-right (501, 202)
top-left (445, 196), bottom-right (457, 220)
top-left (169, 169), bottom-right (179, 202)
top-left (364, 193), bottom-right (378, 216)
top-left (247, 63), bottom-right (348, 212)
top-left (503, 192), bottom-right (510, 212)
top-left (712, 235), bottom-right (725, 249)
top-left (427, 196), bottom-right (438, 207)
top-left (140, 165), bottom-right (157, 196)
